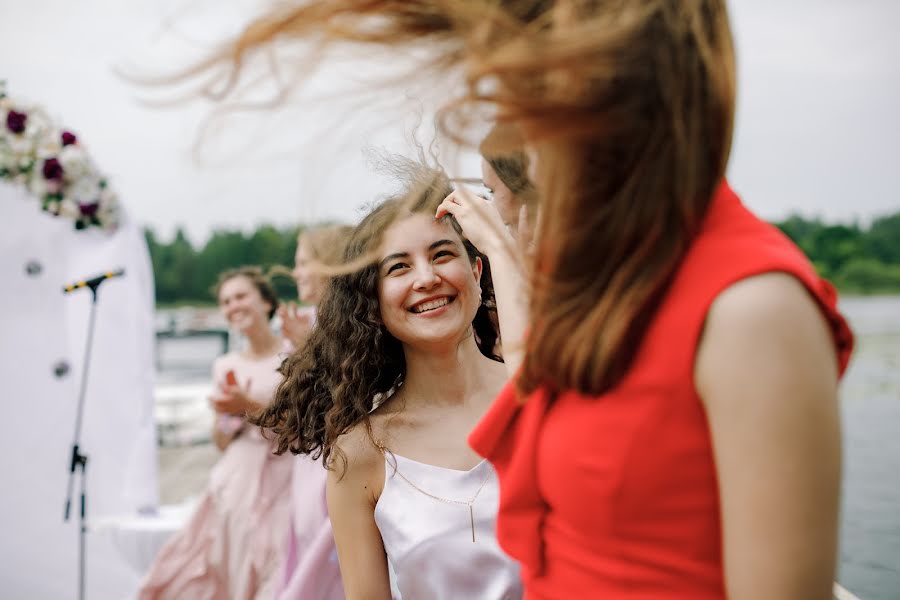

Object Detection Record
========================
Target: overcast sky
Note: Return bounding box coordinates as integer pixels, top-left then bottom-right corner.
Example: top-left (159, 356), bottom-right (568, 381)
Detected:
top-left (2, 0), bottom-right (898, 243)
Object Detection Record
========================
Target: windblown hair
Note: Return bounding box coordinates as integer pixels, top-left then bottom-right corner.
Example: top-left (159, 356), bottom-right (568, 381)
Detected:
top-left (300, 224), bottom-right (355, 267)
top-left (253, 166), bottom-right (500, 468)
top-left (203, 0), bottom-right (736, 396)
top-left (214, 266), bottom-right (279, 320)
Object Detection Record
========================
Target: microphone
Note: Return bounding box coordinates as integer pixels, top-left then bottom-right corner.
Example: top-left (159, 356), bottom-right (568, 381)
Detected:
top-left (62, 269), bottom-right (125, 294)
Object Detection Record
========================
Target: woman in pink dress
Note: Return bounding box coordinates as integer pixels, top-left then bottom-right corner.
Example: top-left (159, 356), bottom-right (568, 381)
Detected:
top-left (271, 225), bottom-right (353, 600)
top-left (139, 267), bottom-right (293, 600)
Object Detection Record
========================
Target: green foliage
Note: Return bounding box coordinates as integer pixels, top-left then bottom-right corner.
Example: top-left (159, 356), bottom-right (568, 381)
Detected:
top-left (774, 211), bottom-right (900, 294)
top-left (146, 209), bottom-right (900, 305)
top-left (145, 225), bottom-right (302, 305)
top-left (832, 259), bottom-right (900, 294)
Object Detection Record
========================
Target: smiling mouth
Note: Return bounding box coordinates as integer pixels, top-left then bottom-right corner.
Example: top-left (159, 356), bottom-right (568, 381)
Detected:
top-left (409, 296), bottom-right (454, 314)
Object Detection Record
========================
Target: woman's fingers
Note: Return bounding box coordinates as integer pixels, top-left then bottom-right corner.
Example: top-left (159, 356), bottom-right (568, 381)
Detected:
top-left (436, 191), bottom-right (462, 219)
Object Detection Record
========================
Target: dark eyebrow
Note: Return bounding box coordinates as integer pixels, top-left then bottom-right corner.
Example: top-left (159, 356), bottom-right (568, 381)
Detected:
top-left (429, 239), bottom-right (459, 251)
top-left (379, 252), bottom-right (409, 269)
top-left (378, 240), bottom-right (460, 269)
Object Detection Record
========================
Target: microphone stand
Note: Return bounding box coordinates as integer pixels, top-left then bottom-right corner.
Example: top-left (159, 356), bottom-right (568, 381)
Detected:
top-left (63, 277), bottom-right (110, 600)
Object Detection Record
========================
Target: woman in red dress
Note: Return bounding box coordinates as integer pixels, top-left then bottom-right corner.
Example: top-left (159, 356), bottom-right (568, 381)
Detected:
top-left (201, 2), bottom-right (854, 598)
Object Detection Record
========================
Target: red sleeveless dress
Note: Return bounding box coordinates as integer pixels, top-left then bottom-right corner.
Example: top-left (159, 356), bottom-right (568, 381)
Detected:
top-left (469, 182), bottom-right (854, 599)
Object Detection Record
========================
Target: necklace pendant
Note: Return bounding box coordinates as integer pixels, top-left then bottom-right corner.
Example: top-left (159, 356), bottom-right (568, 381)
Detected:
top-left (469, 504), bottom-right (475, 543)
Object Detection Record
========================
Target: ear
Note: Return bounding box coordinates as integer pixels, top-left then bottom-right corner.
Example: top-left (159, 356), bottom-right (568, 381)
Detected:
top-left (472, 256), bottom-right (483, 283)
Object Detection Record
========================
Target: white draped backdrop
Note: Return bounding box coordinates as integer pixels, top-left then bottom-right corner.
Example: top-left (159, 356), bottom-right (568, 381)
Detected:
top-left (0, 185), bottom-right (158, 598)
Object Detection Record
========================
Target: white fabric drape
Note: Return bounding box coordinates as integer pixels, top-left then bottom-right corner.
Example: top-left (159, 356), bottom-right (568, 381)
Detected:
top-left (0, 184), bottom-right (158, 599)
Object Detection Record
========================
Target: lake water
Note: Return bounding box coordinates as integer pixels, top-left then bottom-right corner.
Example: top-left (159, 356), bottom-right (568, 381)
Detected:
top-left (836, 296), bottom-right (900, 599)
top-left (156, 296), bottom-right (900, 598)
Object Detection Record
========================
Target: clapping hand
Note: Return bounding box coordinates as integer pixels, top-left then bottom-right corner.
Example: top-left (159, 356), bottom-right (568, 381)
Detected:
top-left (210, 377), bottom-right (259, 416)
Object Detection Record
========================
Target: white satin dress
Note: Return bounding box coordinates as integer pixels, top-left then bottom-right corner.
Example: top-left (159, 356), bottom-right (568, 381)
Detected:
top-left (374, 453), bottom-right (523, 599)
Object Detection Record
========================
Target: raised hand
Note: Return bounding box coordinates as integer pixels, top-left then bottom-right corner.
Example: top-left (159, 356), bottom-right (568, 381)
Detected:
top-left (278, 302), bottom-right (315, 349)
top-left (435, 188), bottom-right (515, 258)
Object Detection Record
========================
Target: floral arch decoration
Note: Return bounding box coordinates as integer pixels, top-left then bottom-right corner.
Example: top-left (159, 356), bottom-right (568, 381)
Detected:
top-left (1, 81), bottom-right (120, 231)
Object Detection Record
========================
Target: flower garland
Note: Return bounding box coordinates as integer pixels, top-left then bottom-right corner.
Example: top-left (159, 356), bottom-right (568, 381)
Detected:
top-left (0, 81), bottom-right (120, 231)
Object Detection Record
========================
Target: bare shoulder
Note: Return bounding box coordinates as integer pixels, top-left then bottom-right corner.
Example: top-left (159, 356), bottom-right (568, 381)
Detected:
top-left (705, 272), bottom-right (824, 329)
top-left (329, 420), bottom-right (386, 502)
top-left (696, 272), bottom-right (839, 404)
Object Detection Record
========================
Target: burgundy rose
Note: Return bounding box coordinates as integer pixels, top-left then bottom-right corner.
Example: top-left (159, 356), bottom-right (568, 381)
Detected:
top-left (6, 110), bottom-right (27, 134)
top-left (42, 157), bottom-right (64, 181)
top-left (61, 131), bottom-right (78, 146)
top-left (79, 202), bottom-right (99, 217)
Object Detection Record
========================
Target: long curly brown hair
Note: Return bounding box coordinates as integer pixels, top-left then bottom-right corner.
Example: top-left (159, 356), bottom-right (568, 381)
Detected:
top-left (253, 167), bottom-right (500, 468)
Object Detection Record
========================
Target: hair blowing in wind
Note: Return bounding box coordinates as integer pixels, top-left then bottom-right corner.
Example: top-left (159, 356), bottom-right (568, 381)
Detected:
top-left (204, 1), bottom-right (735, 397)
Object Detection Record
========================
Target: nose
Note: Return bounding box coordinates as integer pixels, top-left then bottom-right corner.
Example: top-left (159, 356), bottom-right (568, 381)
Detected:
top-left (412, 264), bottom-right (441, 291)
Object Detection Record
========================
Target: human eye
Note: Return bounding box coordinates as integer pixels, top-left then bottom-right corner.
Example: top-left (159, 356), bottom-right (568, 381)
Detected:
top-left (386, 262), bottom-right (408, 274)
top-left (433, 249), bottom-right (457, 262)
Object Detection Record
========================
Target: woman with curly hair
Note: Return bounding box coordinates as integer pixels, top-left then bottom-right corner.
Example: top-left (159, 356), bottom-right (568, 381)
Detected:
top-left (255, 168), bottom-right (522, 600)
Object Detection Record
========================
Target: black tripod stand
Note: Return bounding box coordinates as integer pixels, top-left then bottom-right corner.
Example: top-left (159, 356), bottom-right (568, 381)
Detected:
top-left (62, 269), bottom-right (124, 600)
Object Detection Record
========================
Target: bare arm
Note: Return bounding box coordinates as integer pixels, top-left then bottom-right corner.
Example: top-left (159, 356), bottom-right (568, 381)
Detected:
top-left (326, 434), bottom-right (393, 600)
top-left (436, 189), bottom-right (530, 376)
top-left (696, 273), bottom-right (841, 600)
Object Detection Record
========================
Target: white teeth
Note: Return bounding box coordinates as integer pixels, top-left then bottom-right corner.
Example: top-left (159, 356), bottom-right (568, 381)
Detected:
top-left (411, 297), bottom-right (450, 313)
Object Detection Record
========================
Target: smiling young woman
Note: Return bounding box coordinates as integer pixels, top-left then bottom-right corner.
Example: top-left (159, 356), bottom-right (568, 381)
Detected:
top-left (254, 167), bottom-right (522, 600)
top-left (139, 267), bottom-right (294, 600)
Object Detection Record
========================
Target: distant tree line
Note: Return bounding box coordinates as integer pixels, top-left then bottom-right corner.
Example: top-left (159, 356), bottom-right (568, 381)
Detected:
top-left (146, 211), bottom-right (900, 305)
top-left (145, 225), bottom-right (302, 305)
top-left (775, 211), bottom-right (900, 294)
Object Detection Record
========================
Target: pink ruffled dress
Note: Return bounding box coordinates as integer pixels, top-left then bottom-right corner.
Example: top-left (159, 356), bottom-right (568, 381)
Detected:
top-left (273, 454), bottom-right (344, 600)
top-left (138, 347), bottom-right (293, 600)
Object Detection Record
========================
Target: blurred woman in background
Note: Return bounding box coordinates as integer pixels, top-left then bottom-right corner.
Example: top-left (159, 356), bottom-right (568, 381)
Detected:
top-left (140, 267), bottom-right (292, 600)
top-left (278, 224), bottom-right (354, 349)
top-left (272, 223), bottom-right (353, 600)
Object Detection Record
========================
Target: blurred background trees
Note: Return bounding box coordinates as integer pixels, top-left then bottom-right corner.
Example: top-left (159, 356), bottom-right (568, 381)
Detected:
top-left (776, 212), bottom-right (900, 294)
top-left (145, 225), bottom-right (302, 305)
top-left (145, 211), bottom-right (900, 305)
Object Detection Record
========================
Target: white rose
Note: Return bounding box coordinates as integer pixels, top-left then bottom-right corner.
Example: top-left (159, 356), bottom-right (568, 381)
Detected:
top-left (0, 144), bottom-right (15, 172)
top-left (27, 171), bottom-right (48, 198)
top-left (59, 145), bottom-right (92, 180)
top-left (67, 176), bottom-right (99, 205)
top-left (58, 198), bottom-right (80, 219)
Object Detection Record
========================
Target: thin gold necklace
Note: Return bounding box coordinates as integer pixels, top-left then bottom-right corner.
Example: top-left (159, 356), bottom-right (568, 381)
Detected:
top-left (379, 444), bottom-right (491, 543)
